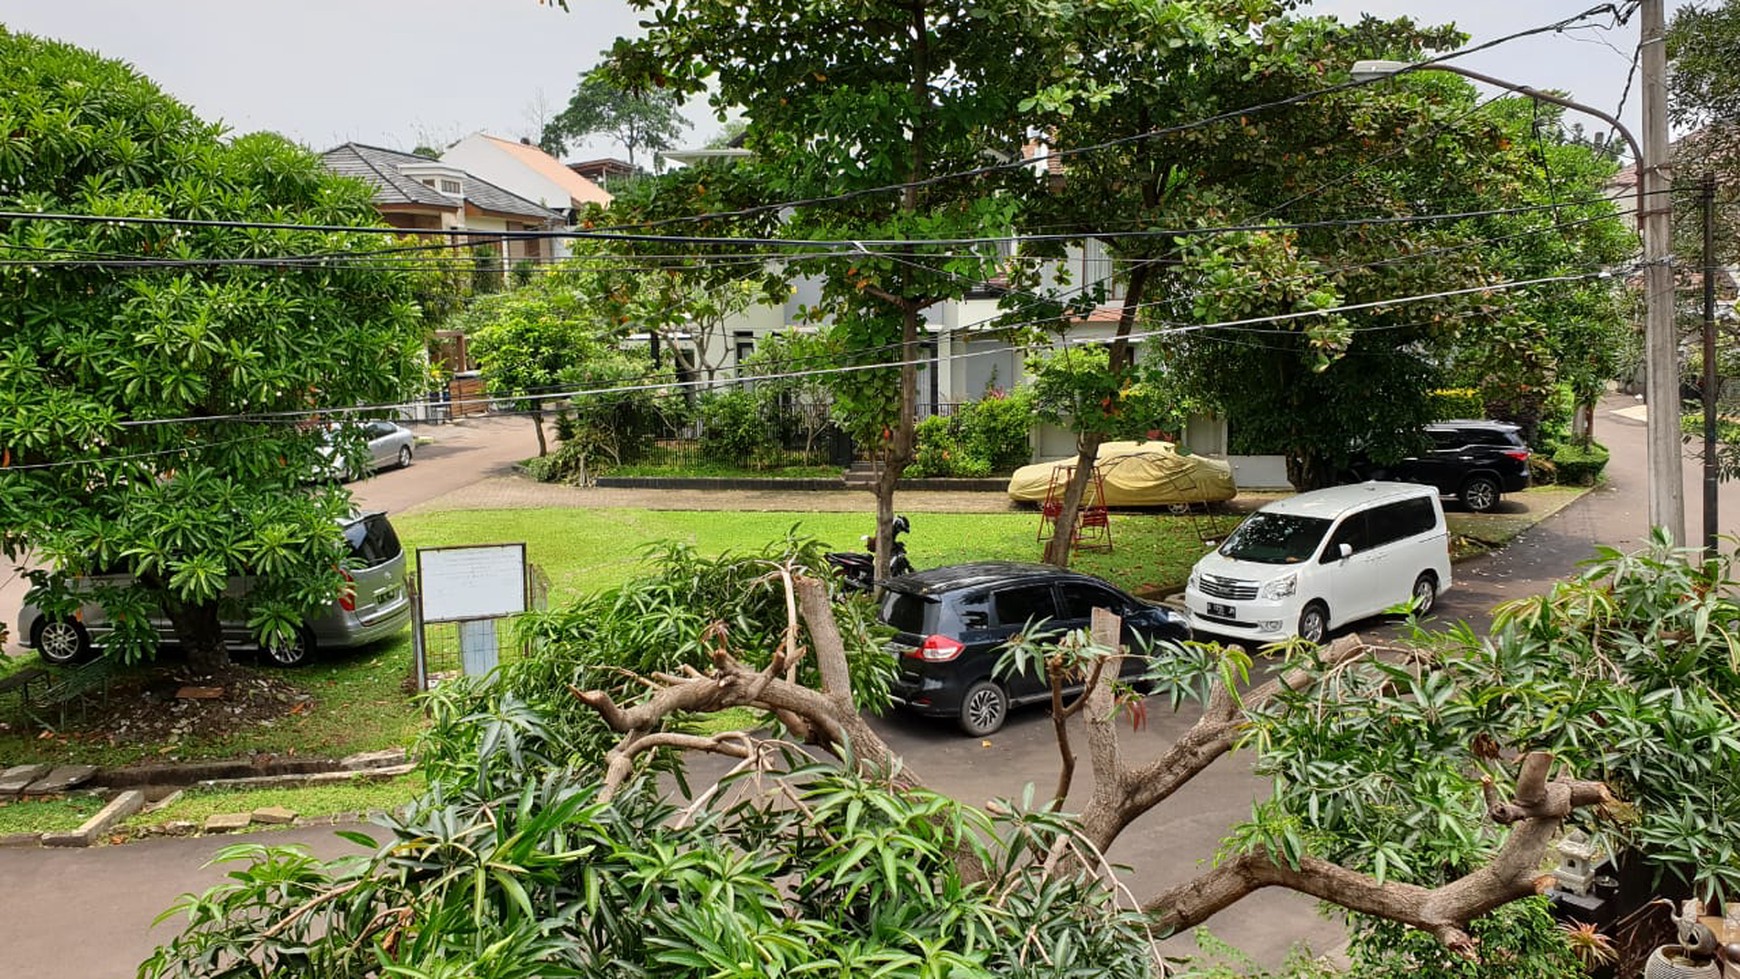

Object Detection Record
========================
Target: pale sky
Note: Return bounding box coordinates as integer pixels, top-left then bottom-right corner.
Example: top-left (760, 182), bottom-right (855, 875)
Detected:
top-left (0, 1), bottom-right (1688, 162)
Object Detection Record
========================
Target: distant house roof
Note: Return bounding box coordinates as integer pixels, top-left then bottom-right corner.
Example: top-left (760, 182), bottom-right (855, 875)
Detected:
top-left (473, 135), bottom-right (612, 208)
top-left (568, 157), bottom-right (640, 183)
top-left (321, 142), bottom-right (560, 222)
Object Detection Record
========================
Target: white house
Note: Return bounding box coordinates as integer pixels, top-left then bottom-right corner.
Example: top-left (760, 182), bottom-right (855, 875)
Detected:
top-left (440, 134), bottom-right (614, 257)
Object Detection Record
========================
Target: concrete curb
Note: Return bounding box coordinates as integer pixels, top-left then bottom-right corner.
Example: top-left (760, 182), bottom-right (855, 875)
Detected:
top-left (40, 789), bottom-right (143, 847)
top-left (191, 762), bottom-right (416, 792)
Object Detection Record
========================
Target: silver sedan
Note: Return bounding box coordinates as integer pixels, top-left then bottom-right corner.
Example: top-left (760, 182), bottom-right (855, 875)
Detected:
top-left (318, 420), bottom-right (415, 481)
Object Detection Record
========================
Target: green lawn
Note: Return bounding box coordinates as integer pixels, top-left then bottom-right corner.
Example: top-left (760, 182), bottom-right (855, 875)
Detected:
top-left (390, 507), bottom-right (1218, 601)
top-left (122, 773), bottom-right (426, 834)
top-left (0, 793), bottom-right (107, 836)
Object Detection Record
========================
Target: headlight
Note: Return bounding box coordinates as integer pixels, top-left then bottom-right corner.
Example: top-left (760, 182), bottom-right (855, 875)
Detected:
top-left (1188, 568), bottom-right (1201, 591)
top-left (1259, 574), bottom-right (1297, 600)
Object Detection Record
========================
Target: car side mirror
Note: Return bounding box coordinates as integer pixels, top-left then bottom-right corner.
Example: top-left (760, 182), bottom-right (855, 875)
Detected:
top-left (1338, 543), bottom-right (1353, 560)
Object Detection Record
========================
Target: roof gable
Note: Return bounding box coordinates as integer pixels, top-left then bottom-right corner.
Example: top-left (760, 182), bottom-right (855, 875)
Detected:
top-left (321, 142), bottom-right (561, 222)
top-left (476, 135), bottom-right (612, 208)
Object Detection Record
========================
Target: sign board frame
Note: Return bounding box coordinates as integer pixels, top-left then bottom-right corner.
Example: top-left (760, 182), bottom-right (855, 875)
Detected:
top-left (416, 543), bottom-right (529, 624)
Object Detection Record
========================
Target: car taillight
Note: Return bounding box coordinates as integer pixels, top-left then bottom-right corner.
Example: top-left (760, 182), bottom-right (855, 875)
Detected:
top-left (1502, 449), bottom-right (1530, 461)
top-left (912, 634), bottom-right (965, 662)
top-left (337, 567), bottom-right (356, 612)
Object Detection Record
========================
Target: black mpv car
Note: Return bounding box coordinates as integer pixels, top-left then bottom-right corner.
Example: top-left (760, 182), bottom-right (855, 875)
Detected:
top-left (880, 562), bottom-right (1191, 736)
top-left (1362, 420), bottom-right (1531, 513)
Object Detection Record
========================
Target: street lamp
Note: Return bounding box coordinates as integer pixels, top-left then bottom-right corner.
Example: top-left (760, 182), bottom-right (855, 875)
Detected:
top-left (1351, 58), bottom-right (1682, 543)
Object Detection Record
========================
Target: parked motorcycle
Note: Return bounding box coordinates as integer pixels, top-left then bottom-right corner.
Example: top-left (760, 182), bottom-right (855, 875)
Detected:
top-left (825, 515), bottom-right (913, 592)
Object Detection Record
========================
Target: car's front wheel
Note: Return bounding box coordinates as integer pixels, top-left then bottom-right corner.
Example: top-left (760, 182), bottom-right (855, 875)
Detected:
top-left (1297, 602), bottom-right (1329, 645)
top-left (397, 445), bottom-right (412, 469)
top-left (958, 680), bottom-right (1008, 737)
top-left (1460, 475), bottom-right (1500, 513)
top-left (35, 618), bottom-right (93, 666)
top-left (263, 626), bottom-right (314, 668)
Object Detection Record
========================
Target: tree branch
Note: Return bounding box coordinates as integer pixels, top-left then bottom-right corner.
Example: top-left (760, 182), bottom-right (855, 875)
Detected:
top-left (1142, 751), bottom-right (1610, 957)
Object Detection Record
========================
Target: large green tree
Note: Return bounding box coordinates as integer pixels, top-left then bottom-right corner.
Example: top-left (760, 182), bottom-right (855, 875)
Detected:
top-left (1151, 52), bottom-right (1630, 488)
top-left (539, 71), bottom-right (691, 168)
top-left (0, 30), bottom-right (425, 671)
top-left (601, 0), bottom-right (1043, 582)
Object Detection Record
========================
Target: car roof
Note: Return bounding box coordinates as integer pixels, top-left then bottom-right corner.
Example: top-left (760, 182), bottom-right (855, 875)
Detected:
top-left (1257, 481), bottom-right (1436, 520)
top-left (883, 561), bottom-right (1119, 597)
top-left (1428, 419), bottom-right (1521, 432)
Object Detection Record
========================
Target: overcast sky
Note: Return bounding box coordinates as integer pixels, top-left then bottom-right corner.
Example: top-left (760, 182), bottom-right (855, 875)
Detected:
top-left (0, 1), bottom-right (1688, 162)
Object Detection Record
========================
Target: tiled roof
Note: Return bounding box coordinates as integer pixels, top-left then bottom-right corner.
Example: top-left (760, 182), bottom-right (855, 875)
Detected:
top-left (477, 135), bottom-right (612, 207)
top-left (321, 143), bottom-right (560, 222)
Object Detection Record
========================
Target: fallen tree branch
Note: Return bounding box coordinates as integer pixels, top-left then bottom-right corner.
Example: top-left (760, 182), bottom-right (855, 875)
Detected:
top-left (1141, 751), bottom-right (1610, 956)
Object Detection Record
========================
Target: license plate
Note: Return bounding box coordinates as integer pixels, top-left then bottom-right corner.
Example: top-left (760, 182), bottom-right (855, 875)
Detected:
top-left (1207, 602), bottom-right (1236, 619)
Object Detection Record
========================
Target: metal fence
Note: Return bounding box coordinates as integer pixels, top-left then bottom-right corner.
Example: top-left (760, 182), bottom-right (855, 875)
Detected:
top-left (411, 563), bottom-right (550, 693)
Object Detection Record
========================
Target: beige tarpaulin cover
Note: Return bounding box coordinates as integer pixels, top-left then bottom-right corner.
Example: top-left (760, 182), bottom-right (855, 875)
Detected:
top-left (1006, 441), bottom-right (1238, 506)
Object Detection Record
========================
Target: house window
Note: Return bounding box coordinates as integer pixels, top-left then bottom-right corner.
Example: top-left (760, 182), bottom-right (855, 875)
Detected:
top-left (439, 178), bottom-right (462, 195)
top-left (420, 179), bottom-right (435, 188)
top-left (734, 331), bottom-right (755, 365)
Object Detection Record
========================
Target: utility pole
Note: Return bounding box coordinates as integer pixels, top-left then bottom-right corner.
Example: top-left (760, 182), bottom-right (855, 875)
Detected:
top-left (1703, 172), bottom-right (1720, 553)
top-left (1642, 0), bottom-right (1683, 543)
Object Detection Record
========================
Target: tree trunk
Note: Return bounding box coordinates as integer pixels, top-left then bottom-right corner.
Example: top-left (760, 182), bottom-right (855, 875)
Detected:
top-left (1042, 431), bottom-right (1104, 566)
top-left (170, 600), bottom-right (230, 674)
top-left (872, 305), bottom-right (921, 585)
top-left (1041, 261), bottom-right (1151, 568)
top-left (1285, 451), bottom-right (1337, 492)
top-left (531, 407), bottom-right (548, 457)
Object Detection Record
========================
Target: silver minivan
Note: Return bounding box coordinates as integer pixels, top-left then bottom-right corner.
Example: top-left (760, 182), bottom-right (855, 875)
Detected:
top-left (16, 511), bottom-right (411, 667)
top-left (1183, 482), bottom-right (1452, 644)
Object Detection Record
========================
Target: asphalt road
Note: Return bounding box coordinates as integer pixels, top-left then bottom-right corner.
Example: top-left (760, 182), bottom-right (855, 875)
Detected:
top-left (3, 396), bottom-right (1735, 977)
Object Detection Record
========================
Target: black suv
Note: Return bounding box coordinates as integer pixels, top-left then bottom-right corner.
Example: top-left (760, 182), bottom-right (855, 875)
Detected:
top-left (1360, 420), bottom-right (1531, 513)
top-left (880, 562), bottom-right (1191, 736)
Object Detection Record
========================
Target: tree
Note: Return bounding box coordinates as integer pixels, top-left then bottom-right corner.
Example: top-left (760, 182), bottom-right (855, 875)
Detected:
top-left (143, 534), bottom-right (1634, 976)
top-left (0, 29), bottom-right (425, 672)
top-left (458, 259), bottom-right (656, 458)
top-left (539, 71), bottom-right (691, 168)
top-left (602, 0), bottom-right (1041, 584)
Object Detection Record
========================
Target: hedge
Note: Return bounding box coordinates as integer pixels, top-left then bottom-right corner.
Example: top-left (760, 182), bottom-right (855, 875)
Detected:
top-left (1550, 441), bottom-right (1609, 486)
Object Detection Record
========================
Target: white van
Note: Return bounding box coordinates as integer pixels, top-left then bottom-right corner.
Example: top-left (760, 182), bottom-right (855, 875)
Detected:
top-left (1183, 482), bottom-right (1451, 644)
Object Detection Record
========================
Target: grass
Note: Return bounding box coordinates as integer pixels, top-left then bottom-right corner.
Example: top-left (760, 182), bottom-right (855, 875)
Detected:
top-left (604, 460), bottom-right (842, 479)
top-left (123, 773), bottom-right (426, 832)
top-left (0, 793), bottom-right (107, 835)
top-left (390, 508), bottom-right (1219, 601)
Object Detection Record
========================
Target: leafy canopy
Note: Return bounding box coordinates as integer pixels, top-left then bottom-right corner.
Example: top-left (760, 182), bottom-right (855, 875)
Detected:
top-left (0, 29), bottom-right (424, 663)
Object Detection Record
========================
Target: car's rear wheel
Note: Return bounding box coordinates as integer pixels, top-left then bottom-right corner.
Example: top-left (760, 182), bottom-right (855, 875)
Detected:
top-left (958, 680), bottom-right (1008, 737)
top-left (1460, 475), bottom-right (1500, 513)
top-left (1297, 602), bottom-right (1329, 645)
top-left (397, 445), bottom-right (412, 469)
top-left (263, 626), bottom-right (314, 668)
top-left (34, 618), bottom-right (93, 666)
top-left (1410, 572), bottom-right (1438, 616)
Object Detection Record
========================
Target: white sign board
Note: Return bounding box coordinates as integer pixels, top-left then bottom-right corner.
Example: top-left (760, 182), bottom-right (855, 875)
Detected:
top-left (418, 544), bottom-right (527, 623)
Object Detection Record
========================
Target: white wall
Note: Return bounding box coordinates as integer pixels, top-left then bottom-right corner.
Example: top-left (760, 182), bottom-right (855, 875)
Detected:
top-left (442, 136), bottom-right (570, 213)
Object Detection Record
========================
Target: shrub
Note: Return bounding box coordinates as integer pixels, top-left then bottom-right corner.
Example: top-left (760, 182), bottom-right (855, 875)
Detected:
top-left (909, 391), bottom-right (1033, 478)
top-left (697, 389), bottom-right (776, 465)
top-left (957, 388), bottom-right (1034, 472)
top-left (1550, 440), bottom-right (1609, 485)
top-left (1429, 388), bottom-right (1484, 420)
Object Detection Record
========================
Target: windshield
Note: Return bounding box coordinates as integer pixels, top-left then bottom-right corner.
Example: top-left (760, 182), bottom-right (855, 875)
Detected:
top-left (1218, 512), bottom-right (1331, 565)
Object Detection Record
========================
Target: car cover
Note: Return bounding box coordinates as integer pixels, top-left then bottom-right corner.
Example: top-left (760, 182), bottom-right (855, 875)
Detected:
top-left (1006, 441), bottom-right (1238, 506)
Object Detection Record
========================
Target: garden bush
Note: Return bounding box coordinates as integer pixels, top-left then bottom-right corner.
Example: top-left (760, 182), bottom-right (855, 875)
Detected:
top-left (1428, 388), bottom-right (1484, 420)
top-left (697, 389), bottom-right (776, 465)
top-left (1549, 440), bottom-right (1608, 485)
top-left (908, 390), bottom-right (1033, 477)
